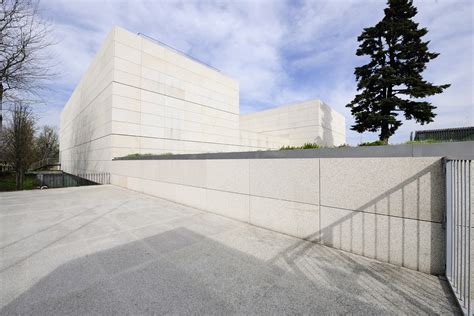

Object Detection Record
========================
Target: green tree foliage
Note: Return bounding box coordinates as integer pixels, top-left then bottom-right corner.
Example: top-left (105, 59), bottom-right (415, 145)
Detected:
top-left (346, 0), bottom-right (450, 143)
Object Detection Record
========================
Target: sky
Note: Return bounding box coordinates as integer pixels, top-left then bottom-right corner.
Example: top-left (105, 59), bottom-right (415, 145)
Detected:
top-left (37, 0), bottom-right (473, 145)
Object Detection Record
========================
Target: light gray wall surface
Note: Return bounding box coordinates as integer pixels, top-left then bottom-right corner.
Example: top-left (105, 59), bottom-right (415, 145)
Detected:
top-left (240, 100), bottom-right (345, 147)
top-left (110, 156), bottom-right (445, 274)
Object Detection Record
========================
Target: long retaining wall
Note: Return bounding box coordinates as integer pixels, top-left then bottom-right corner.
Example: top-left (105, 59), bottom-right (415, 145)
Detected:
top-left (110, 156), bottom-right (446, 274)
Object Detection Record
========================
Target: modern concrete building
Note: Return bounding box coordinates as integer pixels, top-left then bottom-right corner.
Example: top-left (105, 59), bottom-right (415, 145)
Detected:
top-left (60, 26), bottom-right (345, 174)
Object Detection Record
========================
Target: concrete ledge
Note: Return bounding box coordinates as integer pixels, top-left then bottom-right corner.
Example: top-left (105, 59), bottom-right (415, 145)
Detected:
top-left (113, 141), bottom-right (474, 160)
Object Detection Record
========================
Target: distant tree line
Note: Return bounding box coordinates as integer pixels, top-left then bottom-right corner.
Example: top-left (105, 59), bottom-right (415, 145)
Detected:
top-left (1, 104), bottom-right (59, 189)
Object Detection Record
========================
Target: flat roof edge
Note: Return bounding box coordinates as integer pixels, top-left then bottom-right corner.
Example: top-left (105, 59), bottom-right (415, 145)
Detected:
top-left (113, 141), bottom-right (474, 160)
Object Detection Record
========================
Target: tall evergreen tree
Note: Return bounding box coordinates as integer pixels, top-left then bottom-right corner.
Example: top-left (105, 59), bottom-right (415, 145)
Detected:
top-left (346, 0), bottom-right (450, 143)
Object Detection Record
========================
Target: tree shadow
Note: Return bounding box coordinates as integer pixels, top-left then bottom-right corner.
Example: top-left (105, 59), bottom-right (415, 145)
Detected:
top-left (312, 160), bottom-right (445, 274)
top-left (259, 158), bottom-right (457, 313)
top-left (311, 101), bottom-right (343, 146)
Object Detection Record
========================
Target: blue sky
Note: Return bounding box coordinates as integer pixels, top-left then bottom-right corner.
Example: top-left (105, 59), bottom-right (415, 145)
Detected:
top-left (38, 0), bottom-right (473, 144)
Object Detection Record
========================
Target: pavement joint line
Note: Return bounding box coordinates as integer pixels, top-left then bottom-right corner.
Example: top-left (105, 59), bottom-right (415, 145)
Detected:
top-left (0, 200), bottom-right (133, 274)
top-left (0, 205), bottom-right (105, 250)
top-left (26, 206), bottom-right (209, 251)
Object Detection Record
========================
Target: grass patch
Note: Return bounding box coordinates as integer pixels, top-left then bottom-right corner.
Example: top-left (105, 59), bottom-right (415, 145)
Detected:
top-left (404, 139), bottom-right (441, 145)
top-left (115, 152), bottom-right (173, 160)
top-left (280, 142), bottom-right (320, 150)
top-left (122, 153), bottom-right (155, 158)
top-left (0, 172), bottom-right (37, 191)
top-left (358, 140), bottom-right (388, 146)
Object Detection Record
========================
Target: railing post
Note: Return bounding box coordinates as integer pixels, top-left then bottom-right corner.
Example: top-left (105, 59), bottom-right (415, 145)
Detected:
top-left (447, 159), bottom-right (452, 280)
top-left (445, 157), bottom-right (473, 315)
top-left (469, 160), bottom-right (472, 315)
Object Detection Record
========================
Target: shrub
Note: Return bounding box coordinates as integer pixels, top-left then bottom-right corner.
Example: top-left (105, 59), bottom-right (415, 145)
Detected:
top-left (280, 142), bottom-right (320, 150)
top-left (116, 152), bottom-right (171, 160)
top-left (358, 140), bottom-right (387, 147)
top-left (404, 139), bottom-right (440, 145)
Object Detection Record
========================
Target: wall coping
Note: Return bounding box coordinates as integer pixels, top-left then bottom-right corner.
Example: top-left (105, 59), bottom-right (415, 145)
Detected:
top-left (113, 141), bottom-right (474, 160)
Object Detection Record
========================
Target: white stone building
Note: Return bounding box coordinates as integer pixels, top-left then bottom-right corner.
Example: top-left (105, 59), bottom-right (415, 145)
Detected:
top-left (60, 27), bottom-right (345, 174)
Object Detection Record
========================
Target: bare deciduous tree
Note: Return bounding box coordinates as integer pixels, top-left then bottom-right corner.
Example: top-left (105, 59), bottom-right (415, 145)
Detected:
top-left (34, 124), bottom-right (58, 161)
top-left (1, 102), bottom-right (36, 189)
top-left (0, 0), bottom-right (54, 129)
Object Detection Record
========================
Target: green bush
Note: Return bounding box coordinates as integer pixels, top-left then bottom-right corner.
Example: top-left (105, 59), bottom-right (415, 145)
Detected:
top-left (404, 139), bottom-right (440, 145)
top-left (358, 140), bottom-right (387, 147)
top-left (117, 152), bottom-right (172, 159)
top-left (122, 153), bottom-right (141, 158)
top-left (280, 142), bottom-right (320, 150)
top-left (0, 172), bottom-right (37, 191)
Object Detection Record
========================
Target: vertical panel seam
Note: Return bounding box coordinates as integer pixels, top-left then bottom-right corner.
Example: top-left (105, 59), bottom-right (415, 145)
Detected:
top-left (319, 158), bottom-right (321, 242)
top-left (248, 159), bottom-right (251, 224)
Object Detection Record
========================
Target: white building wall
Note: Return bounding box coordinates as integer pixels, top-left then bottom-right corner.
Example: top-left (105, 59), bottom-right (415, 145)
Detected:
top-left (109, 27), bottom-right (287, 158)
top-left (60, 26), bottom-right (345, 173)
top-left (240, 100), bottom-right (346, 147)
top-left (59, 30), bottom-right (115, 174)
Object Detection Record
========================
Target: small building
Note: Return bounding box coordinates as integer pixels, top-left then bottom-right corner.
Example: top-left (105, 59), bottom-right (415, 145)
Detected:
top-left (413, 126), bottom-right (474, 142)
top-left (60, 27), bottom-right (345, 174)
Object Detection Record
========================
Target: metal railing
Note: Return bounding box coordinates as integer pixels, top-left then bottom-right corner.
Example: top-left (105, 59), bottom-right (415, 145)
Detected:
top-left (37, 172), bottom-right (111, 188)
top-left (446, 157), bottom-right (472, 315)
top-left (414, 126), bottom-right (474, 142)
top-left (76, 172), bottom-right (110, 185)
top-left (0, 161), bottom-right (13, 172)
top-left (137, 32), bottom-right (222, 73)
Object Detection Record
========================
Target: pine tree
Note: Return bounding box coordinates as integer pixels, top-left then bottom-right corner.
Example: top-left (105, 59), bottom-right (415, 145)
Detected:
top-left (346, 0), bottom-right (450, 143)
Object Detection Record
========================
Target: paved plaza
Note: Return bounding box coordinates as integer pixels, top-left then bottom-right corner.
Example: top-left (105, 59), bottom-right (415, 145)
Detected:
top-left (0, 185), bottom-right (459, 314)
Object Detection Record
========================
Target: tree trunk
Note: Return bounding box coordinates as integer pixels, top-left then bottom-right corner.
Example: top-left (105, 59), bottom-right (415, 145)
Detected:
top-left (15, 165), bottom-right (21, 190)
top-left (0, 82), bottom-right (3, 131)
top-left (380, 122), bottom-right (389, 144)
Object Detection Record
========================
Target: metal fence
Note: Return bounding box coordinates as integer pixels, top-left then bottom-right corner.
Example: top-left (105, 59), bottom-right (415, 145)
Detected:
top-left (37, 172), bottom-right (110, 188)
top-left (446, 158), bottom-right (472, 315)
top-left (76, 172), bottom-right (111, 185)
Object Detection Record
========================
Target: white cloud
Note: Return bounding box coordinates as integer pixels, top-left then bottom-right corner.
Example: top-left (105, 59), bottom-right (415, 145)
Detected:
top-left (37, 0), bottom-right (473, 145)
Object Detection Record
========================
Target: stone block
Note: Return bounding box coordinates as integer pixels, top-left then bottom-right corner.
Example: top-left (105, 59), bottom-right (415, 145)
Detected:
top-left (249, 159), bottom-right (319, 205)
top-left (114, 42), bottom-right (141, 64)
top-left (112, 108), bottom-right (140, 124)
top-left (320, 157), bottom-right (444, 223)
top-left (206, 160), bottom-right (250, 194)
top-left (205, 189), bottom-right (249, 222)
top-left (174, 184), bottom-right (206, 210)
top-left (114, 26), bottom-right (142, 48)
top-left (249, 196), bottom-right (319, 240)
top-left (114, 70), bottom-right (141, 87)
top-left (319, 206), bottom-right (444, 274)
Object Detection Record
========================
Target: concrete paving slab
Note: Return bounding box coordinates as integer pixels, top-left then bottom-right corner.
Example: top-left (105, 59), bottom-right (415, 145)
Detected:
top-left (0, 185), bottom-right (460, 315)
